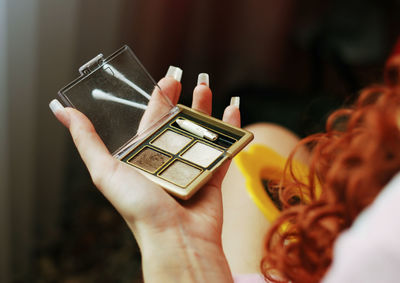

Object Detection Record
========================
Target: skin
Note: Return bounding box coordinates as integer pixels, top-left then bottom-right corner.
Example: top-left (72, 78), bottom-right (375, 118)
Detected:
top-left (221, 123), bottom-right (310, 274)
top-left (52, 76), bottom-right (240, 283)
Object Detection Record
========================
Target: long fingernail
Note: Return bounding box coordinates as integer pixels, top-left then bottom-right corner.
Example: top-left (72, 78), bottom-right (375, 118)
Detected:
top-left (197, 73), bottom-right (209, 87)
top-left (230, 96), bottom-right (240, 109)
top-left (166, 65), bottom-right (183, 82)
top-left (49, 99), bottom-right (71, 127)
top-left (49, 99), bottom-right (65, 115)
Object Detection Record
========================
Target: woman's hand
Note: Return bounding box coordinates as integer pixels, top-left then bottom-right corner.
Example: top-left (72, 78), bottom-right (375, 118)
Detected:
top-left (50, 67), bottom-right (240, 282)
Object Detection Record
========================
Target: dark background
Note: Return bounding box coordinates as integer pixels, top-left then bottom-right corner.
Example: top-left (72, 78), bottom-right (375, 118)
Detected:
top-left (1, 0), bottom-right (399, 282)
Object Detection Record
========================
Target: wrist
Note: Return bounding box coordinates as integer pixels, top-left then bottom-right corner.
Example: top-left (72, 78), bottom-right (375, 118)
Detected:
top-left (134, 222), bottom-right (233, 283)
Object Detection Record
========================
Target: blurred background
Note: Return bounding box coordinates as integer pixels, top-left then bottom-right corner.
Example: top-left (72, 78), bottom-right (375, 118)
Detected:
top-left (0, 0), bottom-right (399, 282)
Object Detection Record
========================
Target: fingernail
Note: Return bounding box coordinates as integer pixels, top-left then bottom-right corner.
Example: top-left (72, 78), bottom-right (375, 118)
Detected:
top-left (197, 73), bottom-right (209, 87)
top-left (230, 96), bottom-right (240, 109)
top-left (49, 99), bottom-right (65, 115)
top-left (166, 65), bottom-right (183, 82)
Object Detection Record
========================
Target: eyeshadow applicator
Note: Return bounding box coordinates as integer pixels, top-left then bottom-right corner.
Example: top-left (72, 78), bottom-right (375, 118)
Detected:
top-left (176, 118), bottom-right (218, 141)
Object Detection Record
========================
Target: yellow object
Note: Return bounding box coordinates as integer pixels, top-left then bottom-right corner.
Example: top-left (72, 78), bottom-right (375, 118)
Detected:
top-left (234, 144), bottom-right (320, 222)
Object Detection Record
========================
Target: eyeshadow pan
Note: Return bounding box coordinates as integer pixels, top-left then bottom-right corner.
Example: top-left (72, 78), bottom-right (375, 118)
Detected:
top-left (160, 160), bottom-right (202, 187)
top-left (181, 142), bottom-right (223, 167)
top-left (151, 129), bottom-right (192, 154)
top-left (128, 147), bottom-right (170, 173)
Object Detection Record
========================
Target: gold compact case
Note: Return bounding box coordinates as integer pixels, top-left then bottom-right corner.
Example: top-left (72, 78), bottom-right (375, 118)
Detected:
top-left (58, 46), bottom-right (253, 199)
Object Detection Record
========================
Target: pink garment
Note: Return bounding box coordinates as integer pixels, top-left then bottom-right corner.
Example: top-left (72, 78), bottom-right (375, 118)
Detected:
top-left (233, 274), bottom-right (267, 283)
top-left (322, 172), bottom-right (400, 282)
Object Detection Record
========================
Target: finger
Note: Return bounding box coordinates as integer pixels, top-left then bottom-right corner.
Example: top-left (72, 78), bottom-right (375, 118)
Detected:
top-left (66, 108), bottom-right (118, 186)
top-left (49, 99), bottom-right (71, 128)
top-left (159, 66), bottom-right (182, 105)
top-left (139, 68), bottom-right (182, 132)
top-left (192, 73), bottom-right (212, 115)
top-left (50, 100), bottom-right (117, 187)
top-left (157, 77), bottom-right (181, 105)
top-left (205, 99), bottom-right (241, 188)
top-left (190, 99), bottom-right (242, 203)
top-left (222, 105), bottom-right (241, 128)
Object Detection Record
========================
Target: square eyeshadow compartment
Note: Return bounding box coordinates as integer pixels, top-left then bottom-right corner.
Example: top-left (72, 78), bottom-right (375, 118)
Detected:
top-left (180, 141), bottom-right (223, 168)
top-left (150, 129), bottom-right (193, 155)
top-left (159, 160), bottom-right (202, 187)
top-left (128, 147), bottom-right (171, 173)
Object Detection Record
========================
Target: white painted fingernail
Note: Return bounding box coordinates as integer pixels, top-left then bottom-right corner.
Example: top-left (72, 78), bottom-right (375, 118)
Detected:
top-left (49, 99), bottom-right (65, 115)
top-left (166, 65), bottom-right (183, 82)
top-left (230, 96), bottom-right (240, 109)
top-left (197, 73), bottom-right (209, 87)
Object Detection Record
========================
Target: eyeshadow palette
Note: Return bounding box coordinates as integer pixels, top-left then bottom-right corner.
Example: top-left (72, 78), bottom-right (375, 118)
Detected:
top-left (122, 112), bottom-right (237, 190)
top-left (58, 46), bottom-right (253, 199)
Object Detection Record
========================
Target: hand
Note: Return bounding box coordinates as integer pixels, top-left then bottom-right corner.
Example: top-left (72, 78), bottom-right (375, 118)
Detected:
top-left (50, 69), bottom-right (240, 282)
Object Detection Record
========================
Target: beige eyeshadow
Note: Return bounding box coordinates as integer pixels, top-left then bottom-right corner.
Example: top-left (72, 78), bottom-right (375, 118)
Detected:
top-left (151, 130), bottom-right (192, 154)
top-left (181, 142), bottom-right (223, 167)
top-left (128, 147), bottom-right (170, 173)
top-left (160, 160), bottom-right (202, 187)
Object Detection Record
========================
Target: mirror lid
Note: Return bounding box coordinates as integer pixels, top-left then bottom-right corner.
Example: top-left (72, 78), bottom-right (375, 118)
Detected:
top-left (58, 45), bottom-right (175, 154)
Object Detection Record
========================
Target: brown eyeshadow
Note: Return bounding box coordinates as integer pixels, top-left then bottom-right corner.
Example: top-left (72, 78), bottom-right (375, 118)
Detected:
top-left (160, 160), bottom-right (202, 187)
top-left (128, 147), bottom-right (170, 173)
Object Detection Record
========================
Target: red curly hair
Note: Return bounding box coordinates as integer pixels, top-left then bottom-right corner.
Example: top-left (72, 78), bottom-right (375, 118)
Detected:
top-left (261, 54), bottom-right (400, 283)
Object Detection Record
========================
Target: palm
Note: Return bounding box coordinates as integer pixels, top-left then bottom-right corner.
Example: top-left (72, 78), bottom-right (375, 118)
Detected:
top-left (106, 159), bottom-right (226, 244)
